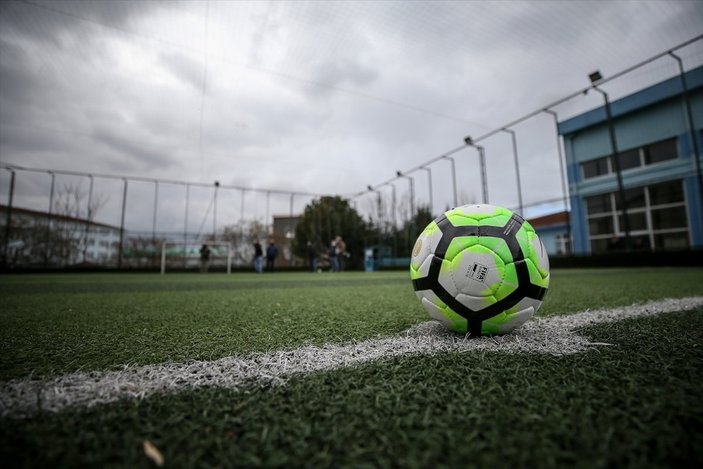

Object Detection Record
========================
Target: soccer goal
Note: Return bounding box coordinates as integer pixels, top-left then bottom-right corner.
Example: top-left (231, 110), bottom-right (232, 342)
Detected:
top-left (160, 242), bottom-right (233, 274)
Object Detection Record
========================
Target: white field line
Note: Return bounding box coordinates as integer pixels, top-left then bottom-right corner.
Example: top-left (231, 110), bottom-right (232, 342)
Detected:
top-left (1, 296), bottom-right (702, 418)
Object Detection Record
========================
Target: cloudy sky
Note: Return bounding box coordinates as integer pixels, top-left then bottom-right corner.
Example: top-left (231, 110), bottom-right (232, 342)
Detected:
top-left (1, 0), bottom-right (702, 235)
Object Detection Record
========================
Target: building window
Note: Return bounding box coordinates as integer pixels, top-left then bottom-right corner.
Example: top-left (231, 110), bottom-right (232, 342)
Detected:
top-left (644, 138), bottom-right (677, 165)
top-left (582, 156), bottom-right (610, 179)
top-left (618, 149), bottom-right (641, 170)
top-left (584, 179), bottom-right (689, 254)
top-left (581, 137), bottom-right (678, 180)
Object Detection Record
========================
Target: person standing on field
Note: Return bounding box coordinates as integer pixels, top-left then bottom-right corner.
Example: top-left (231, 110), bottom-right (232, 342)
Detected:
top-left (266, 239), bottom-right (278, 272)
top-left (199, 244), bottom-right (211, 273)
top-left (328, 240), bottom-right (338, 272)
top-left (253, 240), bottom-right (263, 273)
top-left (334, 235), bottom-right (346, 272)
top-left (307, 241), bottom-right (317, 272)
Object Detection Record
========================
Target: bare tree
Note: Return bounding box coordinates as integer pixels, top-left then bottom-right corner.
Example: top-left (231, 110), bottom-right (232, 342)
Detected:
top-left (47, 183), bottom-right (109, 266)
top-left (216, 220), bottom-right (269, 266)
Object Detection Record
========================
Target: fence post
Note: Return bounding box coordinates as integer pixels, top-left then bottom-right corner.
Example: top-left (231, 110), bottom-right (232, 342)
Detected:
top-left (3, 169), bottom-right (15, 268)
top-left (118, 178), bottom-right (128, 268)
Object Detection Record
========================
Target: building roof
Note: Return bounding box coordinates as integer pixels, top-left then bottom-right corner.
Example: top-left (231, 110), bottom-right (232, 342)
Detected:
top-left (0, 205), bottom-right (121, 231)
top-left (527, 210), bottom-right (569, 228)
top-left (558, 65), bottom-right (703, 136)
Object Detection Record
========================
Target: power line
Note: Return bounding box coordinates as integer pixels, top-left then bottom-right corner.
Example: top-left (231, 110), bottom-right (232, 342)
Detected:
top-left (13, 0), bottom-right (488, 127)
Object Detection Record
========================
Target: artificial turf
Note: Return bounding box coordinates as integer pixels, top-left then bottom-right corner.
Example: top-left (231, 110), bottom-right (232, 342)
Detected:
top-left (1, 268), bottom-right (703, 468)
top-left (1, 309), bottom-right (701, 468)
top-left (1, 268), bottom-right (702, 380)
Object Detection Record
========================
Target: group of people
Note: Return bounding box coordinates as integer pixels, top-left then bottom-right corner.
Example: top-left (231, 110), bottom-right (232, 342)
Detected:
top-left (257, 235), bottom-right (347, 273)
top-left (253, 240), bottom-right (278, 273)
top-left (304, 236), bottom-right (346, 273)
top-left (200, 236), bottom-right (348, 274)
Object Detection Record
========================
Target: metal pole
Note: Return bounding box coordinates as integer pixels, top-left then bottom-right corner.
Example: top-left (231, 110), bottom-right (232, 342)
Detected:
top-left (45, 171), bottom-right (55, 266)
top-left (266, 191), bottom-right (271, 234)
top-left (152, 181), bottom-right (159, 246)
top-left (3, 169), bottom-right (15, 267)
top-left (184, 183), bottom-right (190, 268)
top-left (387, 182), bottom-right (397, 229)
top-left (422, 167), bottom-right (433, 214)
top-left (669, 51), bottom-right (703, 211)
top-left (118, 178), bottom-right (128, 268)
top-left (387, 182), bottom-right (397, 257)
top-left (465, 139), bottom-right (489, 205)
top-left (367, 186), bottom-right (382, 219)
top-left (443, 155), bottom-right (458, 208)
top-left (397, 172), bottom-right (415, 218)
top-left (478, 146), bottom-right (488, 204)
top-left (240, 189), bottom-right (246, 255)
top-left (290, 193), bottom-right (294, 217)
top-left (83, 174), bottom-right (94, 262)
top-left (591, 86), bottom-right (631, 251)
top-left (213, 181), bottom-right (219, 240)
top-left (500, 128), bottom-right (524, 215)
top-left (543, 109), bottom-right (571, 253)
top-left (240, 189), bottom-right (246, 224)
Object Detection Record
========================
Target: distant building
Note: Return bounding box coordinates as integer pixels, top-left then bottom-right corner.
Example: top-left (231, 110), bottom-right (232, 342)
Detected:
top-left (271, 214), bottom-right (301, 267)
top-left (0, 205), bottom-right (121, 267)
top-left (558, 65), bottom-right (703, 255)
top-left (528, 211), bottom-right (570, 256)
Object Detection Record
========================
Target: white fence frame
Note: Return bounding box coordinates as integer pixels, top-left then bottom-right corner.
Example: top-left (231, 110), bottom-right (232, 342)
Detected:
top-left (160, 242), bottom-right (232, 274)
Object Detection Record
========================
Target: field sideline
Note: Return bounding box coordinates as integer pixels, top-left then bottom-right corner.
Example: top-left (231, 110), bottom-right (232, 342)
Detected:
top-left (1, 268), bottom-right (702, 467)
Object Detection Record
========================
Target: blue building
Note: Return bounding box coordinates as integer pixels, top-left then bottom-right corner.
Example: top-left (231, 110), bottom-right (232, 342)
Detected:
top-left (558, 66), bottom-right (703, 255)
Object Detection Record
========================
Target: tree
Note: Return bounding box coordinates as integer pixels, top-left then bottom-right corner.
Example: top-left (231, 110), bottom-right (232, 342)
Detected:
top-left (216, 220), bottom-right (269, 266)
top-left (394, 204), bottom-right (434, 257)
top-left (293, 196), bottom-right (368, 270)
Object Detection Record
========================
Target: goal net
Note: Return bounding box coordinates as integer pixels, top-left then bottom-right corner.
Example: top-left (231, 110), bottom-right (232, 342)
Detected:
top-left (160, 242), bottom-right (233, 274)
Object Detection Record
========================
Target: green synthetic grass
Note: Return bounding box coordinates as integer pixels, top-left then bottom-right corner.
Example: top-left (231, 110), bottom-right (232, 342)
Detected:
top-left (1, 310), bottom-right (701, 468)
top-left (1, 268), bottom-right (703, 380)
top-left (1, 268), bottom-right (703, 468)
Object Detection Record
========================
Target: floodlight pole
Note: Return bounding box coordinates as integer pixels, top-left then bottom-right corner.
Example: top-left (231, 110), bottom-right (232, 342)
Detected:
top-left (367, 185), bottom-right (382, 219)
top-left (543, 108), bottom-right (572, 254)
top-left (421, 167), bottom-right (433, 214)
top-left (383, 181), bottom-right (398, 256)
top-left (442, 155), bottom-right (458, 208)
top-left (290, 193), bottom-right (295, 217)
top-left (380, 182), bottom-right (397, 229)
top-left (500, 128), bottom-right (524, 215)
top-left (669, 51), bottom-right (703, 210)
top-left (464, 137), bottom-right (489, 204)
top-left (589, 71), bottom-right (631, 251)
top-left (396, 171), bottom-right (415, 218)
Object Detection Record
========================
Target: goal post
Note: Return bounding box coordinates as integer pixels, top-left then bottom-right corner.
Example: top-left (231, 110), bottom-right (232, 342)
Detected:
top-left (160, 241), bottom-right (233, 274)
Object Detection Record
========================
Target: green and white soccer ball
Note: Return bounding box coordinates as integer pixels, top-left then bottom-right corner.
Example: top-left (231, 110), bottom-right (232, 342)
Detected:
top-left (410, 204), bottom-right (550, 336)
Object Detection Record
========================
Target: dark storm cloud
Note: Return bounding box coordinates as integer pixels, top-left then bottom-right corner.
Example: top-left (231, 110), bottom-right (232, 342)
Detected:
top-left (1, 0), bottom-right (702, 231)
top-left (0, 0), bottom-right (161, 45)
top-left (0, 38), bottom-right (39, 107)
top-left (91, 126), bottom-right (174, 170)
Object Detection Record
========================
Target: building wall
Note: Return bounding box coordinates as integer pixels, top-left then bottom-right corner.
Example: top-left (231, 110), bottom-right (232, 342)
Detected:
top-left (0, 206), bottom-right (121, 266)
top-left (559, 66), bottom-right (703, 255)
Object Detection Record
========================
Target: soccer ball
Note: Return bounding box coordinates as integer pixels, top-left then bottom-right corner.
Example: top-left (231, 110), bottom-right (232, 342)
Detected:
top-left (410, 204), bottom-right (549, 336)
